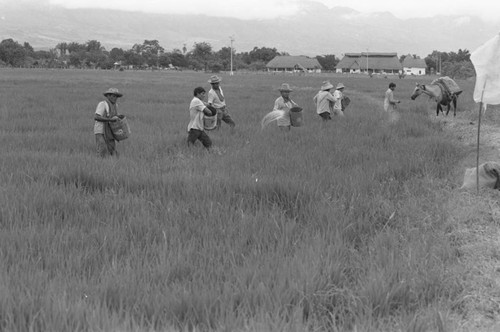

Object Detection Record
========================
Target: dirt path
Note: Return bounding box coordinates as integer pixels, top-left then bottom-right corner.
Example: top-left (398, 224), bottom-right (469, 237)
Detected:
top-left (432, 110), bottom-right (500, 331)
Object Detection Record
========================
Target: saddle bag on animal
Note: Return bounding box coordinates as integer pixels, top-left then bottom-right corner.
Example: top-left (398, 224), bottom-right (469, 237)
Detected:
top-left (460, 162), bottom-right (500, 190)
top-left (431, 76), bottom-right (462, 96)
top-left (109, 116), bottom-right (131, 141)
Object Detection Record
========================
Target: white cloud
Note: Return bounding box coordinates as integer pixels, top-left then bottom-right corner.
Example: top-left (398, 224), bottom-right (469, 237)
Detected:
top-left (44, 0), bottom-right (500, 22)
top-left (48, 0), bottom-right (300, 19)
top-left (322, 0), bottom-right (500, 22)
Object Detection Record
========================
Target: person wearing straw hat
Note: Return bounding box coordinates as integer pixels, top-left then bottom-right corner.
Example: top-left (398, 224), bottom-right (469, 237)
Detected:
top-left (332, 83), bottom-right (346, 117)
top-left (313, 80), bottom-right (336, 121)
top-left (94, 88), bottom-right (124, 157)
top-left (207, 75), bottom-right (236, 130)
top-left (274, 83), bottom-right (299, 131)
top-left (187, 87), bottom-right (215, 150)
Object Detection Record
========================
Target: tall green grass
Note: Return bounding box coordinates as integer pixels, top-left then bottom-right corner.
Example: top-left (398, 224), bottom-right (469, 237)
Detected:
top-left (0, 68), bottom-right (477, 331)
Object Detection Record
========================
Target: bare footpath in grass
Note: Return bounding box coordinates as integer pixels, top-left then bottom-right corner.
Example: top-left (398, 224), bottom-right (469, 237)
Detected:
top-left (431, 105), bottom-right (500, 331)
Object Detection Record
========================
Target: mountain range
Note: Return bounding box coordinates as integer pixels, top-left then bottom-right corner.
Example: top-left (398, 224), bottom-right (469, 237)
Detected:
top-left (1, 1), bottom-right (498, 58)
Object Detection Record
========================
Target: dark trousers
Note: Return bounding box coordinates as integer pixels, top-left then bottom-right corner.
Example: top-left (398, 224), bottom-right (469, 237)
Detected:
top-left (187, 129), bottom-right (212, 149)
top-left (319, 112), bottom-right (332, 121)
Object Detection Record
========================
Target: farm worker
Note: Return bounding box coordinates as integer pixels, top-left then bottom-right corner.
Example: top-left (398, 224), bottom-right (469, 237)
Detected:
top-left (332, 83), bottom-right (346, 116)
top-left (384, 82), bottom-right (401, 122)
top-left (274, 83), bottom-right (299, 131)
top-left (94, 88), bottom-right (123, 157)
top-left (187, 87), bottom-right (216, 150)
top-left (313, 80), bottom-right (336, 121)
top-left (207, 75), bottom-right (236, 130)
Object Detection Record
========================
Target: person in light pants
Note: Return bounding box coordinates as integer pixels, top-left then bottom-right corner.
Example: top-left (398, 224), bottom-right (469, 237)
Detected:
top-left (384, 82), bottom-right (401, 122)
top-left (94, 88), bottom-right (123, 157)
top-left (207, 75), bottom-right (236, 130)
top-left (274, 83), bottom-right (299, 131)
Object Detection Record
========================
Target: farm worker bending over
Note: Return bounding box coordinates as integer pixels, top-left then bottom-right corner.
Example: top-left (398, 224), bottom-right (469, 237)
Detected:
top-left (332, 83), bottom-right (346, 117)
top-left (207, 75), bottom-right (236, 130)
top-left (94, 88), bottom-right (123, 157)
top-left (274, 83), bottom-right (299, 131)
top-left (313, 80), bottom-right (336, 121)
top-left (384, 82), bottom-right (401, 122)
top-left (187, 87), bottom-right (216, 151)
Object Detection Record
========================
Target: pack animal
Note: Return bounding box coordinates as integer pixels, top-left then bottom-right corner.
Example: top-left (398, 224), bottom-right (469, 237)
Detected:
top-left (410, 82), bottom-right (460, 117)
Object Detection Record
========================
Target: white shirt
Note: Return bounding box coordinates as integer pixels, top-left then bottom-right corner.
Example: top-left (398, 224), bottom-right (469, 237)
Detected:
top-left (94, 101), bottom-right (108, 134)
top-left (333, 90), bottom-right (343, 111)
top-left (208, 88), bottom-right (226, 109)
top-left (313, 90), bottom-right (336, 114)
top-left (273, 96), bottom-right (295, 127)
top-left (384, 88), bottom-right (397, 111)
top-left (187, 97), bottom-right (206, 131)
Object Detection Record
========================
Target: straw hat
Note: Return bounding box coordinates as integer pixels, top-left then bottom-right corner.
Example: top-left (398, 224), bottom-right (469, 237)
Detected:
top-left (103, 88), bottom-right (123, 97)
top-left (321, 81), bottom-right (334, 91)
top-left (208, 75), bottom-right (222, 84)
top-left (278, 83), bottom-right (293, 92)
top-left (336, 83), bottom-right (345, 90)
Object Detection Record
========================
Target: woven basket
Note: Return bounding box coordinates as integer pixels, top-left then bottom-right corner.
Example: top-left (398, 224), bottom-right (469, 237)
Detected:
top-left (109, 117), bottom-right (131, 141)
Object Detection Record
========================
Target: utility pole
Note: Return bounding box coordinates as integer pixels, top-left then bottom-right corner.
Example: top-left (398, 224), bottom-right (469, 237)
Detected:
top-left (435, 52), bottom-right (441, 75)
top-left (439, 53), bottom-right (442, 75)
top-left (434, 54), bottom-right (437, 75)
top-left (366, 48), bottom-right (369, 74)
top-left (229, 36), bottom-right (234, 76)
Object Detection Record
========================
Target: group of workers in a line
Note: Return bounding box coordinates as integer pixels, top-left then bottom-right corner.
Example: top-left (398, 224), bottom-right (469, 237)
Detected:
top-left (94, 76), bottom-right (400, 156)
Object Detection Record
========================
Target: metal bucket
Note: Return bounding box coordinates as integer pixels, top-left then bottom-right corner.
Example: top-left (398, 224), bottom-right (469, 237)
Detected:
top-left (203, 115), bottom-right (217, 131)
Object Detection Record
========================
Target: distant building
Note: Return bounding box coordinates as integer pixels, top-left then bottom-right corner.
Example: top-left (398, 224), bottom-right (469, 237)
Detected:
top-left (266, 55), bottom-right (322, 73)
top-left (335, 53), bottom-right (362, 74)
top-left (336, 52), bottom-right (402, 75)
top-left (402, 56), bottom-right (427, 75)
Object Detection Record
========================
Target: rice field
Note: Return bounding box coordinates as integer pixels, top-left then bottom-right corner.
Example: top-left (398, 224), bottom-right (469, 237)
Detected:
top-left (0, 68), bottom-right (479, 331)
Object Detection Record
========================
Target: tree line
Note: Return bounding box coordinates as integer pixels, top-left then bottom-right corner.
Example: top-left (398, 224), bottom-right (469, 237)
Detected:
top-left (400, 49), bottom-right (474, 79)
top-left (0, 38), bottom-right (475, 78)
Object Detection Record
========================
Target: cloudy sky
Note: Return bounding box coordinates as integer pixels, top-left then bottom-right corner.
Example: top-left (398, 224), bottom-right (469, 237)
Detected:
top-left (45, 0), bottom-right (500, 22)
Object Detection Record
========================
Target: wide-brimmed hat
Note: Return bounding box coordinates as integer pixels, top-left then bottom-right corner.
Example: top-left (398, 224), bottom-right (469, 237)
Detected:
top-left (208, 75), bottom-right (222, 84)
top-left (336, 83), bottom-right (345, 90)
top-left (278, 83), bottom-right (293, 92)
top-left (103, 88), bottom-right (123, 97)
top-left (321, 81), bottom-right (334, 91)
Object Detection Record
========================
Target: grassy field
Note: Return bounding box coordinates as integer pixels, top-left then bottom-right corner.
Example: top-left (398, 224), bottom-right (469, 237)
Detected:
top-left (0, 68), bottom-right (480, 331)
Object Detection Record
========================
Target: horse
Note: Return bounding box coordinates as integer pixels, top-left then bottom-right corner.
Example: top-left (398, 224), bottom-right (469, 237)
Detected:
top-left (410, 82), bottom-right (459, 117)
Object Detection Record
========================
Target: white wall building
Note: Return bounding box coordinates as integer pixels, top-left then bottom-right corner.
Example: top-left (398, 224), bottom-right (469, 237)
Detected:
top-left (402, 56), bottom-right (427, 75)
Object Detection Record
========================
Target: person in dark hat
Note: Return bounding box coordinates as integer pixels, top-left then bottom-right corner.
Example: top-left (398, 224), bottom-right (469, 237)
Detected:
top-left (207, 75), bottom-right (236, 130)
top-left (94, 88), bottom-right (124, 157)
top-left (313, 80), bottom-right (336, 121)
